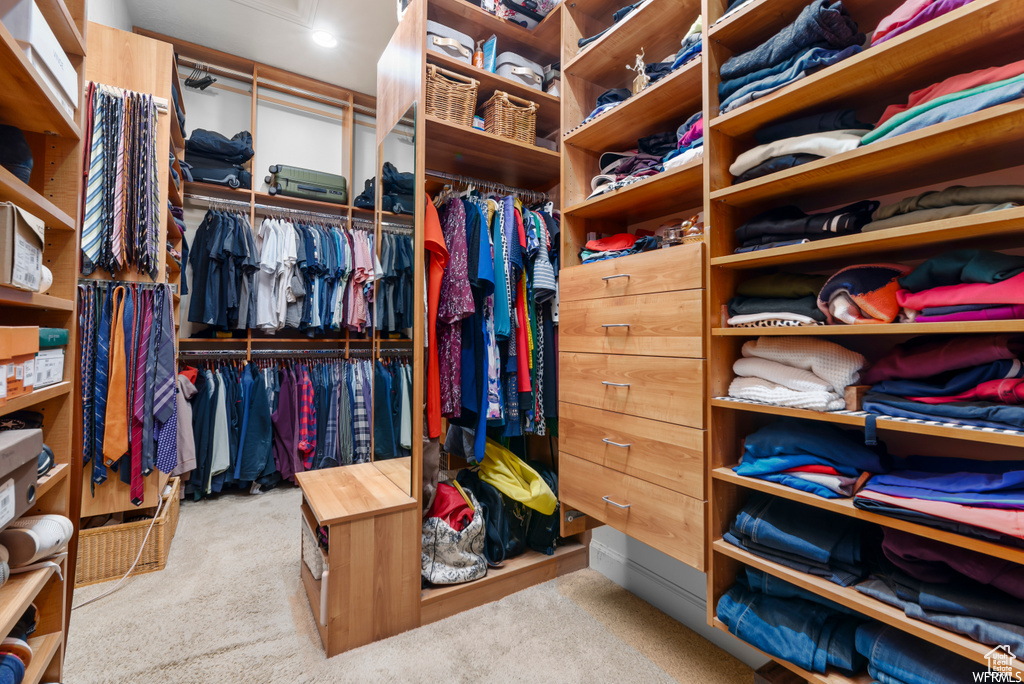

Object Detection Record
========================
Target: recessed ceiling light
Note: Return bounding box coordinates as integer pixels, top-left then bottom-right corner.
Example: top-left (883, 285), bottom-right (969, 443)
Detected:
top-left (312, 30), bottom-right (337, 48)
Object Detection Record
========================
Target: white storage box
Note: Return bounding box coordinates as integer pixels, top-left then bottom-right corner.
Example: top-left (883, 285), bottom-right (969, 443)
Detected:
top-left (426, 20), bottom-right (474, 64)
top-left (496, 51), bottom-right (543, 91)
top-left (34, 347), bottom-right (63, 388)
top-left (0, 0), bottom-right (78, 116)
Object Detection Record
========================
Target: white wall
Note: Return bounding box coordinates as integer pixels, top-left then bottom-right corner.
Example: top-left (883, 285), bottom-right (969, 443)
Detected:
top-left (590, 527), bottom-right (770, 670)
top-left (88, 0), bottom-right (132, 31)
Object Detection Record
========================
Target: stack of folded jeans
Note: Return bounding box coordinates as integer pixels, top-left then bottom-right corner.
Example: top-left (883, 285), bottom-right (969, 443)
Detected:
top-left (855, 622), bottom-right (982, 683)
top-left (863, 334), bottom-right (1024, 429)
top-left (734, 194), bottom-right (876, 253)
top-left (718, 0), bottom-right (864, 115)
top-left (734, 419), bottom-right (888, 498)
top-left (856, 454), bottom-right (1024, 545)
top-left (897, 250), bottom-right (1024, 322)
top-left (862, 60), bottom-right (1024, 145)
top-left (727, 272), bottom-right (828, 327)
top-left (871, 0), bottom-right (977, 45)
top-left (724, 492), bottom-right (869, 586)
top-left (729, 336), bottom-right (866, 411)
top-left (718, 567), bottom-right (866, 674)
top-left (863, 184), bottom-right (1024, 232)
top-left (817, 263), bottom-right (911, 324)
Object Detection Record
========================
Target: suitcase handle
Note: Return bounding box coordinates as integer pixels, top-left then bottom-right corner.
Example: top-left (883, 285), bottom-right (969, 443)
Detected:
top-left (431, 36), bottom-right (472, 59)
top-left (509, 66), bottom-right (542, 84)
top-left (297, 184), bottom-right (327, 194)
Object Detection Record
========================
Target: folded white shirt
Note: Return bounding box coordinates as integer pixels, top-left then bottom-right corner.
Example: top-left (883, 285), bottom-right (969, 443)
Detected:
top-left (727, 312), bottom-right (820, 327)
top-left (729, 129), bottom-right (869, 178)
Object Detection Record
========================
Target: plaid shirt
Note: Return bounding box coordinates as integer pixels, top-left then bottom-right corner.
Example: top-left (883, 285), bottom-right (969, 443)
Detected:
top-left (297, 365), bottom-right (316, 469)
top-left (352, 361), bottom-right (371, 463)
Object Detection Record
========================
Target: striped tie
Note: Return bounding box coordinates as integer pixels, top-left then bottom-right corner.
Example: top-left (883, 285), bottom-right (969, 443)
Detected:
top-left (78, 285), bottom-right (96, 464)
top-left (151, 287), bottom-right (176, 422)
top-left (111, 93), bottom-right (127, 270)
top-left (130, 288), bottom-right (151, 505)
top-left (81, 90), bottom-right (105, 275)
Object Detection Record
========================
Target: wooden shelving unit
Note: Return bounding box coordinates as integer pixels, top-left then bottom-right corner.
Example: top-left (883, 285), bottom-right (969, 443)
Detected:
top-left (704, 0), bottom-right (1024, 678)
top-left (0, 1), bottom-right (84, 677)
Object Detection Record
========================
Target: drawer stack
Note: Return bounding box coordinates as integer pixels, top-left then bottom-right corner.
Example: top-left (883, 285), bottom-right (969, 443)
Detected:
top-left (557, 244), bottom-right (707, 570)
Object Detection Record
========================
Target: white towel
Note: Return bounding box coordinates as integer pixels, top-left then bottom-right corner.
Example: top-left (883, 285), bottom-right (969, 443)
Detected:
top-left (742, 337), bottom-right (865, 392)
top-left (728, 376), bottom-right (846, 412)
top-left (733, 357), bottom-right (835, 393)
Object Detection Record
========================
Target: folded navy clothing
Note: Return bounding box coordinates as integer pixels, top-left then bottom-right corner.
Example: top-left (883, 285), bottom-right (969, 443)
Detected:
top-left (864, 392), bottom-right (1024, 430)
top-left (727, 295), bottom-right (826, 321)
top-left (734, 153), bottom-right (822, 183)
top-left (735, 238), bottom-right (810, 252)
top-left (871, 359), bottom-right (1024, 399)
top-left (755, 109), bottom-right (873, 145)
top-left (853, 496), bottom-right (1024, 548)
top-left (735, 200), bottom-right (878, 244)
top-left (855, 623), bottom-right (981, 684)
top-left (736, 418), bottom-right (887, 477)
top-left (719, 573), bottom-right (866, 675)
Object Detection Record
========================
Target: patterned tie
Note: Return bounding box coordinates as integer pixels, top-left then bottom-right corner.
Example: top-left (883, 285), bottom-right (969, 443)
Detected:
top-left (154, 398), bottom-right (177, 474)
top-left (111, 93), bottom-right (127, 270)
top-left (102, 286), bottom-right (128, 466)
top-left (151, 287), bottom-right (175, 422)
top-left (129, 288), bottom-right (151, 505)
top-left (146, 98), bottom-right (160, 276)
top-left (92, 286), bottom-right (112, 484)
top-left (78, 285), bottom-right (96, 465)
top-left (81, 88), bottom-right (105, 275)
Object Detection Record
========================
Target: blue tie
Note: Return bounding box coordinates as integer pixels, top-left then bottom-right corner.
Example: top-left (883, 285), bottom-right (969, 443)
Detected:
top-left (92, 286), bottom-right (113, 484)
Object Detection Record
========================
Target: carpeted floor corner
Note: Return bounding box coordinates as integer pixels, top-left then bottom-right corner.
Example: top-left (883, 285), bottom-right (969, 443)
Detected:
top-left (66, 486), bottom-right (751, 684)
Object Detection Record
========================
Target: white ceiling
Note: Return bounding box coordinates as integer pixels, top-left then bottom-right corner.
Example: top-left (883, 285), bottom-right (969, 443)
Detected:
top-left (125, 0), bottom-right (399, 96)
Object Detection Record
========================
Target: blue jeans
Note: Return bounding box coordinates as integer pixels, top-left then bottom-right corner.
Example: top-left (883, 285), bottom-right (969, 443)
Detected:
top-left (718, 575), bottom-right (865, 674)
top-left (855, 623), bottom-right (982, 684)
top-left (719, 44), bottom-right (860, 111)
top-left (737, 418), bottom-right (887, 476)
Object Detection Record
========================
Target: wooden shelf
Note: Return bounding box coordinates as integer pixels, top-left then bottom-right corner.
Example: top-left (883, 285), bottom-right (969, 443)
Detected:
top-left (564, 157), bottom-right (703, 222)
top-left (426, 0), bottom-right (561, 65)
top-left (0, 567), bottom-right (55, 640)
top-left (0, 21), bottom-right (79, 139)
top-left (715, 540), bottom-right (1024, 673)
top-left (183, 181), bottom-right (252, 203)
top-left (424, 114), bottom-right (560, 191)
top-left (0, 287), bottom-right (74, 312)
top-left (714, 321), bottom-right (1024, 336)
top-left (711, 398), bottom-right (1024, 449)
top-left (712, 468), bottom-right (1024, 566)
top-left (712, 101), bottom-right (1024, 211)
top-left (711, 618), bottom-right (872, 684)
top-left (711, 206), bottom-right (1024, 269)
top-left (564, 0), bottom-right (700, 90)
top-left (427, 51), bottom-right (561, 136)
top-left (168, 173), bottom-right (183, 207)
top-left (36, 463), bottom-right (68, 500)
top-left (564, 57), bottom-right (702, 151)
top-left (710, 0), bottom-right (1021, 137)
top-left (0, 166), bottom-right (76, 232)
top-left (350, 205), bottom-right (415, 224)
top-left (36, 0), bottom-right (85, 56)
top-left (23, 632), bottom-right (62, 684)
top-left (0, 382), bottom-right (72, 419)
top-left (252, 191), bottom-right (349, 215)
top-left (171, 114), bottom-right (185, 158)
top-left (420, 542), bottom-right (589, 624)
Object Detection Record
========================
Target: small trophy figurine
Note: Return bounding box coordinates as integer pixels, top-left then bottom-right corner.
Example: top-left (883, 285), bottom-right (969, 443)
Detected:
top-left (627, 48), bottom-right (650, 95)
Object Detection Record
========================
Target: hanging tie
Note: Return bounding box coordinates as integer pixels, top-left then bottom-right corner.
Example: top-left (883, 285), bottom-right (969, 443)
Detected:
top-left (102, 286), bottom-right (129, 466)
top-left (81, 86), bottom-right (105, 275)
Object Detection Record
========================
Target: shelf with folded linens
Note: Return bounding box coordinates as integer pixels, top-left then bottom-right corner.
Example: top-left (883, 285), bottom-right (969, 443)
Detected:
top-left (562, 0), bottom-right (701, 90)
top-left (712, 100), bottom-right (1024, 210)
top-left (712, 321), bottom-right (1024, 335)
top-left (715, 540), bottom-right (1024, 675)
top-left (563, 157), bottom-right (703, 222)
top-left (563, 56), bottom-right (703, 151)
top-left (713, 467), bottom-right (1024, 566)
top-left (708, 0), bottom-right (1021, 136)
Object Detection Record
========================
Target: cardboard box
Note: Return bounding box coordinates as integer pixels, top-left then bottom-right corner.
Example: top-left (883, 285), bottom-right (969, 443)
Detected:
top-left (34, 347), bottom-right (63, 388)
top-left (0, 327), bottom-right (39, 398)
top-left (0, 202), bottom-right (45, 292)
top-left (0, 429), bottom-right (42, 533)
top-left (0, 0), bottom-right (78, 116)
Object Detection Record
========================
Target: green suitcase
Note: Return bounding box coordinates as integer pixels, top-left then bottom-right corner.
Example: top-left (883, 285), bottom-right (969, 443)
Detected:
top-left (265, 164), bottom-right (348, 205)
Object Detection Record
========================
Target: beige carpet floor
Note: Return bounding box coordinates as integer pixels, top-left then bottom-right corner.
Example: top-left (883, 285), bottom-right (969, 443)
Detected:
top-left (67, 486), bottom-right (752, 684)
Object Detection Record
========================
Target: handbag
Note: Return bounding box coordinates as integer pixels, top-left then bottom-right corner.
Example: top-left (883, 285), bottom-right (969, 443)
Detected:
top-left (525, 460), bottom-right (561, 555)
top-left (421, 486), bottom-right (487, 585)
top-left (456, 469), bottom-right (528, 566)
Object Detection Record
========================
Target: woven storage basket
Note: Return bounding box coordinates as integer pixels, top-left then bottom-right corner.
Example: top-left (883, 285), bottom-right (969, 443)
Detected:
top-left (481, 90), bottom-right (538, 145)
top-left (425, 64), bottom-right (479, 127)
top-left (75, 477), bottom-right (180, 587)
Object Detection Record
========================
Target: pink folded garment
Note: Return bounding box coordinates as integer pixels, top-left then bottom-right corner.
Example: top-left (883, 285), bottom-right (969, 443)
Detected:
top-left (871, 0), bottom-right (933, 44)
top-left (861, 334), bottom-right (1024, 385)
top-left (897, 270), bottom-right (1024, 310)
top-left (916, 304), bottom-right (1024, 322)
top-left (857, 489), bottom-right (1024, 540)
top-left (909, 377), bottom-right (1024, 404)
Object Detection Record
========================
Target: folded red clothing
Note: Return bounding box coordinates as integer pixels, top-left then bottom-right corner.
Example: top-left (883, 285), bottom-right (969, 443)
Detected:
top-left (585, 233), bottom-right (637, 253)
top-left (782, 464), bottom-right (842, 475)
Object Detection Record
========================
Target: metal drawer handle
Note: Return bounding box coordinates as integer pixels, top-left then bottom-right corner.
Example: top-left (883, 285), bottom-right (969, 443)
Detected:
top-left (602, 273), bottom-right (631, 281)
top-left (602, 495), bottom-right (631, 509)
top-left (602, 438), bottom-right (631, 448)
top-left (602, 381), bottom-right (631, 387)
top-left (602, 323), bottom-right (630, 328)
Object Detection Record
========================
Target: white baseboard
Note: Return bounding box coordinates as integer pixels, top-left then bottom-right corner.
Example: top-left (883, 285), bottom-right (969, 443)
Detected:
top-left (589, 537), bottom-right (768, 669)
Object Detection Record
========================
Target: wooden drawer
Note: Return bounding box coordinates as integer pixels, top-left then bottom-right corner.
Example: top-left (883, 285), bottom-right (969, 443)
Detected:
top-left (560, 453), bottom-right (705, 570)
top-left (560, 243), bottom-right (704, 302)
top-left (559, 403), bottom-right (705, 499)
top-left (560, 290), bottom-right (704, 358)
top-left (559, 352), bottom-right (705, 428)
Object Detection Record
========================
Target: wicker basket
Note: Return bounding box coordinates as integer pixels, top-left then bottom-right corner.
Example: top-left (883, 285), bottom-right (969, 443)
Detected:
top-left (425, 64), bottom-right (479, 127)
top-left (481, 90), bottom-right (538, 145)
top-left (75, 477), bottom-right (180, 587)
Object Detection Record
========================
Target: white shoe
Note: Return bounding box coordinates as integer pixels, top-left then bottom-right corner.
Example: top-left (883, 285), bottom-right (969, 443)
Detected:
top-left (0, 515), bottom-right (73, 567)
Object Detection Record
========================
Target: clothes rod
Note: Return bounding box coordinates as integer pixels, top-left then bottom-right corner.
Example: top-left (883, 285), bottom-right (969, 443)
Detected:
top-left (78, 278), bottom-right (169, 289)
top-left (184, 193), bottom-right (368, 226)
top-left (425, 169), bottom-right (548, 203)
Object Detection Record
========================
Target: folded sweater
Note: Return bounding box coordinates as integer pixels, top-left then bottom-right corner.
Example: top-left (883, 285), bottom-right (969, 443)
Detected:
top-left (730, 130), bottom-right (868, 178)
top-left (742, 336), bottom-right (866, 391)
